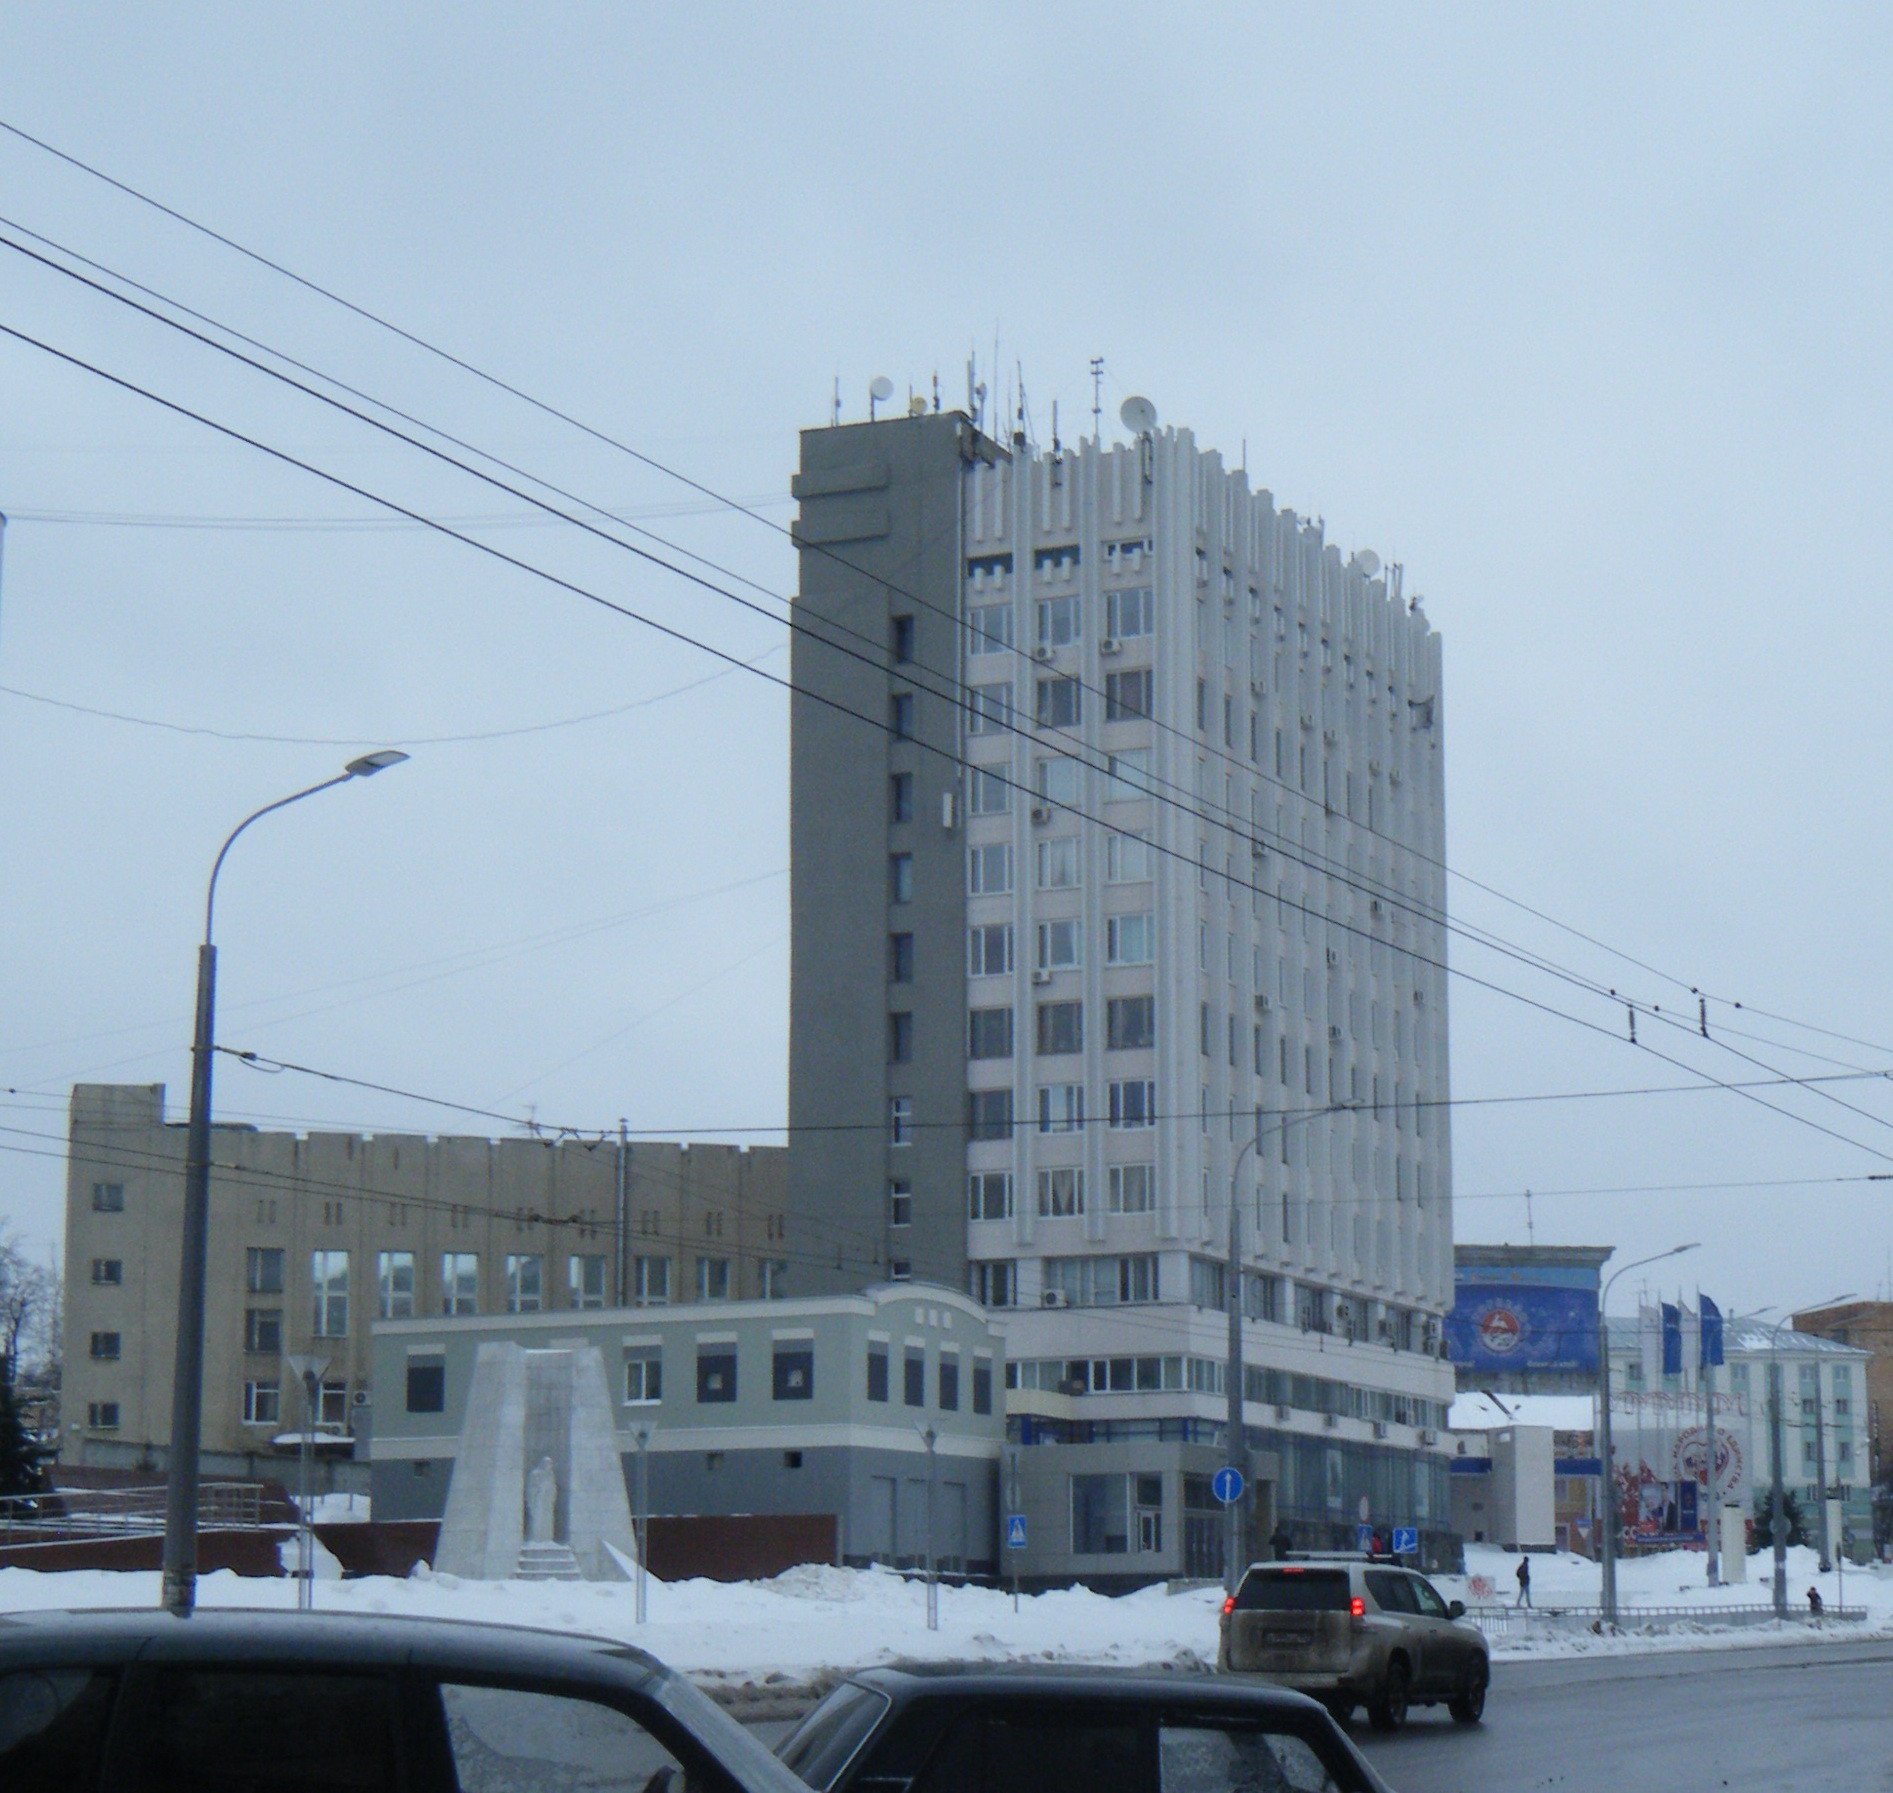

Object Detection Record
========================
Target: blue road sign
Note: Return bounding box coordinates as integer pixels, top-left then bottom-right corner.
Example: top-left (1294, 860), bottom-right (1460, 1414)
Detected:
top-left (1356, 1524), bottom-right (1376, 1552)
top-left (1006, 1514), bottom-right (1027, 1549)
top-left (1391, 1527), bottom-right (1419, 1556)
top-left (1212, 1466), bottom-right (1245, 1505)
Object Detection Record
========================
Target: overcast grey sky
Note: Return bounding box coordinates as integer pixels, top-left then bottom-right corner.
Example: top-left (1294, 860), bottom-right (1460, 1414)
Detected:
top-left (3, 4), bottom-right (1890, 1316)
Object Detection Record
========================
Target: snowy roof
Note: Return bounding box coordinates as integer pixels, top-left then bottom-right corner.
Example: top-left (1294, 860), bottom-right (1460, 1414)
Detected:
top-left (1601, 1317), bottom-right (1871, 1359)
top-left (1448, 1392), bottom-right (1595, 1433)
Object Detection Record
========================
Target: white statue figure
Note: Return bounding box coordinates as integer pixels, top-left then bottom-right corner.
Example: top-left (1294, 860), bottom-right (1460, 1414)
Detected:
top-left (526, 1455), bottom-right (558, 1543)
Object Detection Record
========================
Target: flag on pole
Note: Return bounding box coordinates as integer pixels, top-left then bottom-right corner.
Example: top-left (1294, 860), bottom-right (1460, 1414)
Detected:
top-left (1639, 1303), bottom-right (1664, 1388)
top-left (1662, 1302), bottom-right (1682, 1376)
top-left (1700, 1294), bottom-right (1725, 1368)
top-left (1678, 1298), bottom-right (1701, 1375)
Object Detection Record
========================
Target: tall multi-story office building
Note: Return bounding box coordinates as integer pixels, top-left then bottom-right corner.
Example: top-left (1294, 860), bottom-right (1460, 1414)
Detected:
top-left (789, 405), bottom-right (1456, 1566)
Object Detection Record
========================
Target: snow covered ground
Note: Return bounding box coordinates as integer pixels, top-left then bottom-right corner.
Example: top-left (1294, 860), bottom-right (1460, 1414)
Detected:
top-left (1, 1543), bottom-right (1889, 1682)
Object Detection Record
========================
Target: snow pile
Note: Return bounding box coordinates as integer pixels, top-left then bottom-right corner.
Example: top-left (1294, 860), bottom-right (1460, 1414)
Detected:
top-left (3, 1543), bottom-right (1890, 1680)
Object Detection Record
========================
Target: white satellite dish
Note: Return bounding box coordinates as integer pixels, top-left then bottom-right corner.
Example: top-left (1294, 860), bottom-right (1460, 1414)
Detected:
top-left (869, 375), bottom-right (895, 402)
top-left (1353, 550), bottom-right (1381, 579)
top-left (1119, 395), bottom-right (1157, 435)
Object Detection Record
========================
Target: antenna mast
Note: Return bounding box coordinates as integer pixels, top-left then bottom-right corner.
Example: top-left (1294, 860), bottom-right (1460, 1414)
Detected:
top-left (1090, 357), bottom-right (1105, 442)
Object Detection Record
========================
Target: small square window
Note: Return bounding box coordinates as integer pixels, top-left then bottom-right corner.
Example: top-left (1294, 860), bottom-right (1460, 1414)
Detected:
top-left (888, 1182), bottom-right (913, 1228)
top-left (405, 1361), bottom-right (445, 1414)
top-left (889, 772), bottom-right (915, 822)
top-left (89, 1331), bottom-right (121, 1360)
top-left (91, 1182), bottom-right (125, 1213)
top-left (891, 615), bottom-right (916, 663)
top-left (697, 1349), bottom-right (738, 1404)
top-left (91, 1258), bottom-right (123, 1286)
top-left (772, 1347), bottom-right (815, 1401)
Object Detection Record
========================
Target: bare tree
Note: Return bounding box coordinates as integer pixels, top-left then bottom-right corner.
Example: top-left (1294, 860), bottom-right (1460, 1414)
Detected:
top-left (0, 1232), bottom-right (55, 1386)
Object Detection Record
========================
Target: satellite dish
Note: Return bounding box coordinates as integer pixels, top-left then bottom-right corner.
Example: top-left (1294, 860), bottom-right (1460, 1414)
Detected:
top-left (869, 375), bottom-right (895, 403)
top-left (1119, 395), bottom-right (1157, 435)
top-left (1354, 550), bottom-right (1381, 579)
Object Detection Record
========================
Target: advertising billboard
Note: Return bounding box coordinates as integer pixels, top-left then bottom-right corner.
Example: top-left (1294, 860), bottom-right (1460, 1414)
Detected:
top-left (1446, 1280), bottom-right (1599, 1375)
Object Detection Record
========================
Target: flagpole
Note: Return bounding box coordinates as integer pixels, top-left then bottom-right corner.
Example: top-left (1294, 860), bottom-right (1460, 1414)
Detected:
top-left (1702, 1288), bottom-right (1718, 1586)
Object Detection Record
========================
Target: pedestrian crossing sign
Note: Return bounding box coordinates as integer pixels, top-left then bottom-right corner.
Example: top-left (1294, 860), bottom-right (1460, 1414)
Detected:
top-left (1006, 1514), bottom-right (1027, 1549)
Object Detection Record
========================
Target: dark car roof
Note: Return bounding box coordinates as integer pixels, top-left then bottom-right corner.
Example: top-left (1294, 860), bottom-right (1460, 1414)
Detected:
top-left (844, 1664), bottom-right (1327, 1714)
top-left (0, 1606), bottom-right (669, 1688)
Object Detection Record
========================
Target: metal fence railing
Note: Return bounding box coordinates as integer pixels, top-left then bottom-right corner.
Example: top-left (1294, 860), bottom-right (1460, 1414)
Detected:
top-left (1463, 1602), bottom-right (1868, 1640)
top-left (0, 1482), bottom-right (265, 1546)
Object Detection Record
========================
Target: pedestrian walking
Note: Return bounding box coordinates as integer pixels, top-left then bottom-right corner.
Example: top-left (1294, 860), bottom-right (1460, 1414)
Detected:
top-left (1270, 1522), bottom-right (1295, 1562)
top-left (1808, 1586), bottom-right (1824, 1616)
top-left (1515, 1555), bottom-right (1533, 1608)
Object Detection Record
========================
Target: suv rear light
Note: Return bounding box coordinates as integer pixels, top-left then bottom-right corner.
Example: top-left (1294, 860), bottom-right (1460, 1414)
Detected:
top-left (1221, 1595), bottom-right (1236, 1617)
top-left (1350, 1596), bottom-right (1366, 1618)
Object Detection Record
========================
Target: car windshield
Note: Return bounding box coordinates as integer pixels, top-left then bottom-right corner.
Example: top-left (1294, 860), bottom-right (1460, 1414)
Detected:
top-left (776, 1682), bottom-right (891, 1790)
top-left (1234, 1570), bottom-right (1352, 1611)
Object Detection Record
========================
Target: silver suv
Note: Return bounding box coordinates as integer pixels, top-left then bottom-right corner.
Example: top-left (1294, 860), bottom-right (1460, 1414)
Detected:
top-left (1218, 1555), bottom-right (1489, 1733)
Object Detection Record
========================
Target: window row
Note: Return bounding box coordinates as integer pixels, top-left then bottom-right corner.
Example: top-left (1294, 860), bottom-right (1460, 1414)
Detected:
top-left (960, 1080), bottom-right (1157, 1140)
top-left (611, 1339), bottom-right (995, 1416)
top-left (966, 995), bottom-right (1156, 1059)
top-left (966, 915), bottom-right (1154, 975)
top-left (965, 752), bottom-right (1157, 817)
top-left (966, 1164), bottom-right (1156, 1221)
top-left (963, 670), bottom-right (1156, 738)
top-left (966, 832), bottom-right (1155, 895)
top-left (965, 589), bottom-right (1154, 658)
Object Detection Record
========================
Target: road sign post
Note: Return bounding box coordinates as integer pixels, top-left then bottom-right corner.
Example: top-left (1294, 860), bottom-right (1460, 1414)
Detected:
top-left (1392, 1526), bottom-right (1419, 1558)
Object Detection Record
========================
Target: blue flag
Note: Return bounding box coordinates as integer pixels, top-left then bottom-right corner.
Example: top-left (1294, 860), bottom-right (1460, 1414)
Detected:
top-left (1662, 1302), bottom-right (1682, 1376)
top-left (1700, 1295), bottom-right (1724, 1368)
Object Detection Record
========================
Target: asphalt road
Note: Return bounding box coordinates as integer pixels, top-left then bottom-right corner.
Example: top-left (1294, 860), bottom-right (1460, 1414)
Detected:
top-left (1352, 1639), bottom-right (1893, 1793)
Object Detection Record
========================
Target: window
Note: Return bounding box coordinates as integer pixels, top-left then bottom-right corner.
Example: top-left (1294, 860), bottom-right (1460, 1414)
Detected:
top-left (968, 1007), bottom-right (1014, 1059)
top-left (1105, 669), bottom-right (1153, 721)
top-left (246, 1247), bottom-right (284, 1295)
top-left (967, 843), bottom-right (1012, 895)
top-left (1196, 678), bottom-right (1209, 731)
top-left (1036, 677), bottom-right (1082, 728)
top-left (968, 601), bottom-right (1012, 656)
top-left (1106, 586), bottom-right (1153, 638)
top-left (406, 1359), bottom-right (445, 1413)
top-left (867, 1343), bottom-right (890, 1401)
top-left (1037, 918), bottom-right (1082, 970)
top-left (697, 1347), bottom-right (737, 1403)
top-left (87, 1402), bottom-right (120, 1429)
top-left (888, 852), bottom-right (914, 903)
top-left (889, 692), bottom-right (916, 739)
top-left (1044, 1254), bottom-right (1160, 1306)
top-left (1107, 912), bottom-right (1154, 964)
top-left (888, 771), bottom-right (914, 822)
top-left (1037, 1001), bottom-right (1084, 1056)
top-left (969, 923), bottom-right (1014, 976)
top-left (969, 1261), bottom-right (1016, 1308)
top-left (1107, 995), bottom-right (1155, 1049)
top-left (968, 1172), bottom-right (1013, 1221)
top-left (773, 1344), bottom-right (815, 1400)
top-left (1038, 1167), bottom-right (1085, 1217)
top-left (244, 1308), bottom-right (282, 1355)
top-left (696, 1256), bottom-right (731, 1301)
top-left (889, 1096), bottom-right (914, 1145)
top-left (967, 766), bottom-right (1011, 814)
top-left (241, 1383), bottom-right (279, 1427)
top-left (891, 614), bottom-right (915, 663)
top-left (888, 1181), bottom-right (913, 1228)
top-left (1072, 1473), bottom-right (1129, 1554)
top-left (89, 1331), bottom-right (121, 1360)
top-left (1109, 1080), bottom-right (1157, 1129)
top-left (311, 1250), bottom-right (350, 1338)
top-left (568, 1254), bottom-right (607, 1309)
top-left (91, 1258), bottom-right (123, 1286)
top-left (1036, 756), bottom-right (1082, 807)
top-left (1038, 1084), bottom-right (1085, 1133)
top-left (967, 681), bottom-right (1013, 735)
top-left (973, 1359), bottom-right (995, 1417)
top-left (938, 1356), bottom-right (960, 1411)
top-left (1036, 594), bottom-right (1082, 648)
top-left (634, 1255), bottom-right (670, 1305)
top-left (888, 931), bottom-right (915, 982)
top-left (441, 1252), bottom-right (479, 1316)
top-left (1037, 836), bottom-right (1080, 889)
top-left (760, 1259), bottom-right (789, 1299)
top-left (377, 1250), bottom-right (415, 1320)
top-left (888, 1011), bottom-right (913, 1064)
top-left (904, 1347), bottom-right (926, 1407)
top-left (504, 1254), bottom-right (544, 1314)
top-left (1109, 1164), bottom-right (1156, 1213)
top-left (967, 1087), bottom-right (1014, 1140)
top-left (1106, 833), bottom-right (1153, 883)
top-left (91, 1181), bottom-right (124, 1212)
top-left (1106, 749), bottom-right (1152, 800)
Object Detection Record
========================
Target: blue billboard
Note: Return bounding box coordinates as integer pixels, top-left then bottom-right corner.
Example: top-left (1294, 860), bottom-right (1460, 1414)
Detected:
top-left (1446, 1283), bottom-right (1599, 1375)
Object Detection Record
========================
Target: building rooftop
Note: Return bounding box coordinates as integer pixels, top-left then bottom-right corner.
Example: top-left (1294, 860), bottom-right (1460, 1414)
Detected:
top-left (1454, 1244), bottom-right (1616, 1272)
top-left (1601, 1317), bottom-right (1871, 1359)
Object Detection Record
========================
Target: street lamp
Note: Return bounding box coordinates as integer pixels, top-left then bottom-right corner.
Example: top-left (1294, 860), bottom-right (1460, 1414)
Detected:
top-left (1597, 1242), bottom-right (1700, 1627)
top-left (915, 1423), bottom-right (938, 1632)
top-left (159, 751), bottom-right (409, 1617)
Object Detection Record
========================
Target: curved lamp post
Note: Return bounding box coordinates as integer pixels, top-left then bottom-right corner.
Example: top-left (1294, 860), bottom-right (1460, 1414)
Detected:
top-left (159, 751), bottom-right (408, 1616)
top-left (1597, 1242), bottom-right (1699, 1626)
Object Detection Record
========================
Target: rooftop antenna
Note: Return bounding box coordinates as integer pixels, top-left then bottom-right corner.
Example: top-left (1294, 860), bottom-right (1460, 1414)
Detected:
top-left (966, 351), bottom-right (976, 424)
top-left (1090, 357), bottom-right (1105, 442)
top-left (1015, 359), bottom-right (1031, 448)
top-left (1051, 399), bottom-right (1060, 455)
top-left (1119, 395), bottom-right (1157, 435)
top-left (868, 374), bottom-right (893, 421)
top-left (831, 376), bottom-right (840, 427)
top-left (932, 371), bottom-right (940, 412)
top-left (1525, 1188), bottom-right (1536, 1248)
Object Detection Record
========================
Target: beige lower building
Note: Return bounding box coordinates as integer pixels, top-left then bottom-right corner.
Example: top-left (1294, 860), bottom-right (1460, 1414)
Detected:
top-left (61, 1082), bottom-right (787, 1475)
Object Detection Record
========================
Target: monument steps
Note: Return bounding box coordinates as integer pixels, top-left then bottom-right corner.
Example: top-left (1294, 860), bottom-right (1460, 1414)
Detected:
top-left (515, 1541), bottom-right (584, 1581)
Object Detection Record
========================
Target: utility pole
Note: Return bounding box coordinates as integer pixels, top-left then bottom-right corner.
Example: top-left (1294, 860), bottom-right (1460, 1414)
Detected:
top-left (1703, 1347), bottom-right (1718, 1585)
top-left (1769, 1351), bottom-right (1788, 1617)
top-left (615, 1120), bottom-right (629, 1307)
top-left (1814, 1363), bottom-right (1832, 1573)
top-left (916, 1424), bottom-right (939, 1630)
top-left (633, 1424), bottom-right (653, 1624)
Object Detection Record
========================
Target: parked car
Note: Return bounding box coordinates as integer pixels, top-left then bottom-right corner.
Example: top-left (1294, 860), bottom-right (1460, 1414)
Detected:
top-left (0, 1607), bottom-right (811, 1793)
top-left (777, 1664), bottom-right (1395, 1793)
top-left (1218, 1555), bottom-right (1489, 1732)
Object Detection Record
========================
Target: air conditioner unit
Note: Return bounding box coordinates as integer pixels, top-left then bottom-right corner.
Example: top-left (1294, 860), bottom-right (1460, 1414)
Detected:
top-left (1030, 804), bottom-right (1054, 823)
top-left (1033, 644), bottom-right (1057, 662)
top-left (352, 1390), bottom-right (370, 1406)
top-left (1031, 968), bottom-right (1054, 986)
top-left (1328, 1024), bottom-right (1341, 1042)
top-left (1041, 1289), bottom-right (1070, 1309)
top-left (1372, 1420), bottom-right (1390, 1439)
top-left (1253, 994), bottom-right (1271, 1014)
top-left (1250, 839), bottom-right (1267, 859)
top-left (1099, 637), bottom-right (1122, 656)
top-left (1326, 948), bottom-right (1339, 968)
top-left (1249, 679), bottom-right (1264, 696)
top-left (1274, 1403), bottom-right (1291, 1422)
top-left (941, 792), bottom-right (959, 830)
top-left (1322, 1412), bottom-right (1339, 1430)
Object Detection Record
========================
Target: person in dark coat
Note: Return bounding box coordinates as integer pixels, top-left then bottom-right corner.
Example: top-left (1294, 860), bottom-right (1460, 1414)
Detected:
top-left (1808, 1586), bottom-right (1825, 1615)
top-left (1515, 1554), bottom-right (1533, 1608)
top-left (1270, 1523), bottom-right (1295, 1561)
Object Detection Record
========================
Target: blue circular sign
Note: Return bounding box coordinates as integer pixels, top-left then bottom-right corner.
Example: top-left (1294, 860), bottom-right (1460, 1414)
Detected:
top-left (1212, 1466), bottom-right (1245, 1505)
